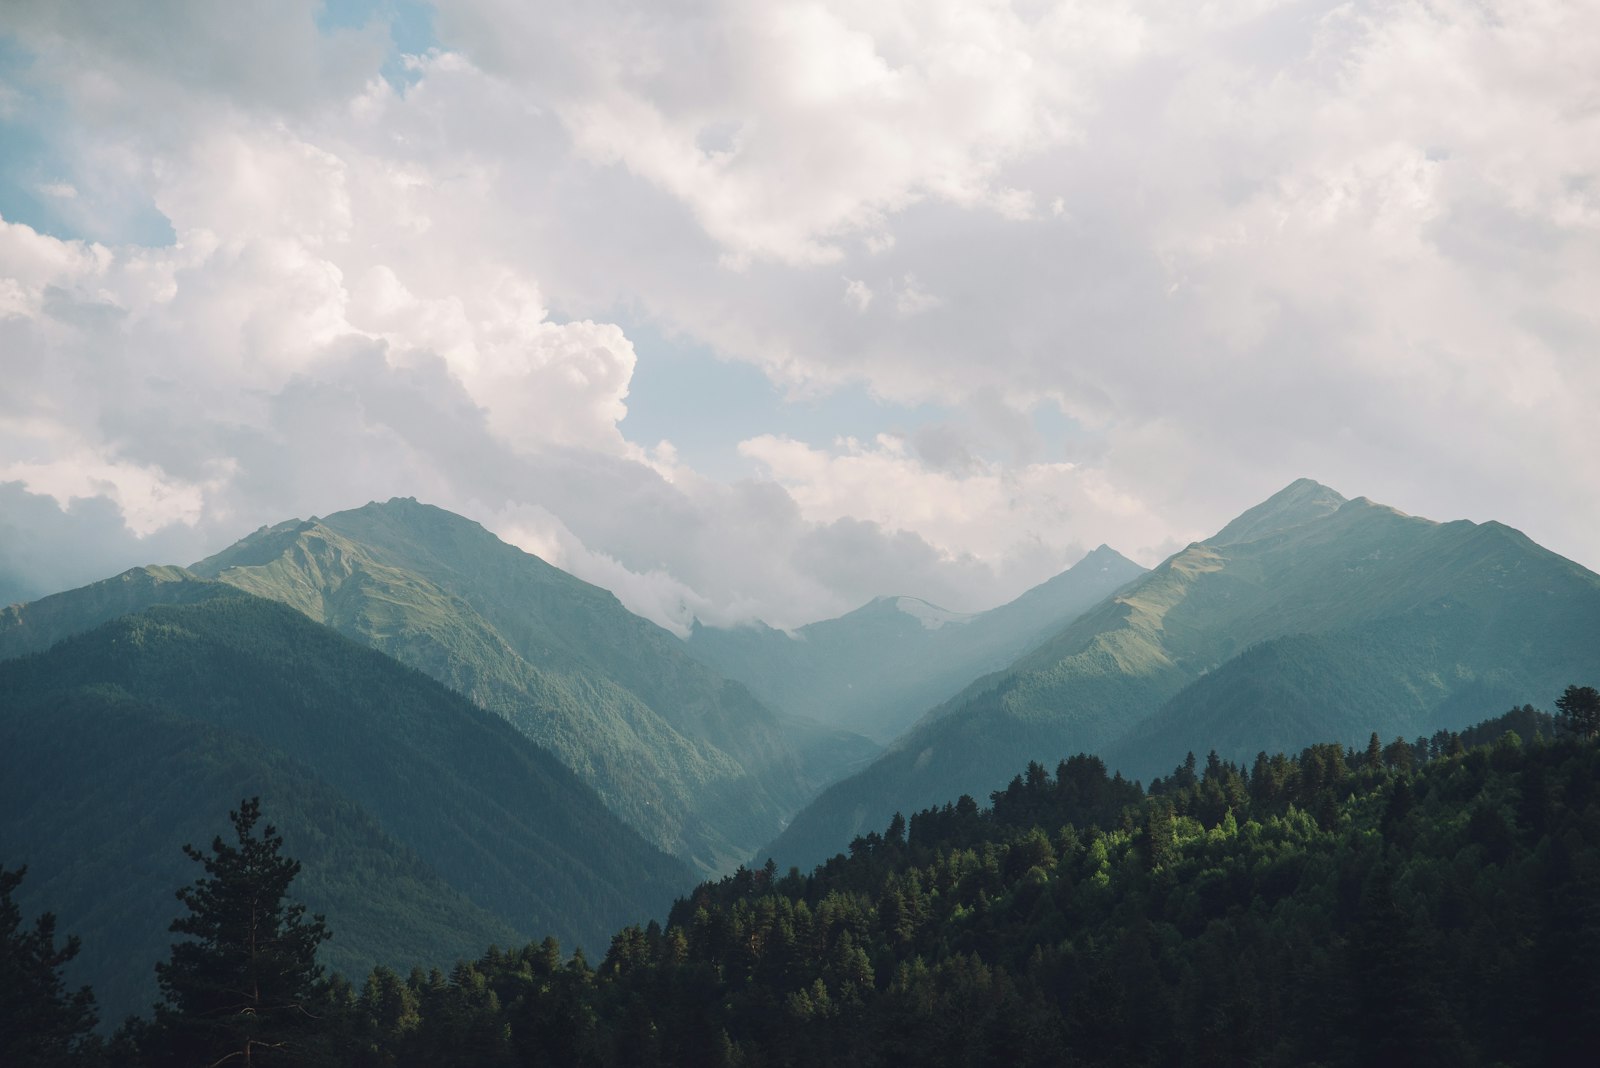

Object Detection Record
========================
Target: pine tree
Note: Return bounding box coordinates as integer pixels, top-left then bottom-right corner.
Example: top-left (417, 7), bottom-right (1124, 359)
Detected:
top-left (1555, 684), bottom-right (1600, 740)
top-left (1144, 803), bottom-right (1177, 873)
top-left (148, 798), bottom-right (332, 1066)
top-left (0, 865), bottom-right (100, 1067)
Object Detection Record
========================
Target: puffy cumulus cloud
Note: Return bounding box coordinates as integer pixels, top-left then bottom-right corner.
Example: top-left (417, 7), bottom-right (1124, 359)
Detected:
top-left (2, 0), bottom-right (1598, 632)
top-left (438, 0), bottom-right (1138, 265)
top-left (483, 460), bottom-right (1109, 632)
top-left (0, 195), bottom-right (1081, 629)
top-left (468, 0), bottom-right (1598, 567)
top-left (487, 500), bottom-right (716, 634)
top-left (740, 431), bottom-right (1174, 571)
top-left (0, 102), bottom-right (644, 471)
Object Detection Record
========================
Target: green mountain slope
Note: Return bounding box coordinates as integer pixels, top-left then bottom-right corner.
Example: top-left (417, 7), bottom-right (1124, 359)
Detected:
top-left (686, 545), bottom-right (1146, 742)
top-left (185, 498), bottom-right (839, 874)
top-left (0, 592), bottom-right (692, 1020)
top-left (766, 479), bottom-right (1600, 868)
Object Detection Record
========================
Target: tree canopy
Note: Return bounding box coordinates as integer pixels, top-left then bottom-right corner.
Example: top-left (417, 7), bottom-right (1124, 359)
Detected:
top-left (1555, 684), bottom-right (1600, 739)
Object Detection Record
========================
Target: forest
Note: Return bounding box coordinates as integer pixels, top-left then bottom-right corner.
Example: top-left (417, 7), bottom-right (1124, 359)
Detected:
top-left (6, 690), bottom-right (1600, 1067)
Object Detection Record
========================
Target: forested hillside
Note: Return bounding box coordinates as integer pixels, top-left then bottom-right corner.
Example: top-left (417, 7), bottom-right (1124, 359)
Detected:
top-left (0, 592), bottom-right (691, 1022)
top-left (16, 697), bottom-right (1598, 1067)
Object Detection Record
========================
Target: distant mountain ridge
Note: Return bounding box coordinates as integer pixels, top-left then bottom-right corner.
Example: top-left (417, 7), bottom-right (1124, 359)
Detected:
top-left (686, 544), bottom-right (1146, 742)
top-left (766, 479), bottom-right (1600, 868)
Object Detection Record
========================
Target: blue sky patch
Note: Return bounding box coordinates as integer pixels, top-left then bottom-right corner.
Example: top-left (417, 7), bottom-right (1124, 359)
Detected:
top-left (620, 319), bottom-right (950, 478)
top-left (317, 0), bottom-right (438, 89)
top-left (0, 37), bottom-right (175, 246)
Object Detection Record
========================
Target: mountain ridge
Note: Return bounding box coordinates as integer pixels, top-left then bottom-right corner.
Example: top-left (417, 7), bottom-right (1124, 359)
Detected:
top-left (685, 544), bottom-right (1147, 742)
top-left (763, 479), bottom-right (1600, 869)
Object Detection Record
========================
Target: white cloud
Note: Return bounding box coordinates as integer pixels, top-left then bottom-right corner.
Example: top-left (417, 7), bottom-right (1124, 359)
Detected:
top-left (434, 0), bottom-right (1133, 265)
top-left (893, 274), bottom-right (941, 318)
top-left (738, 431), bottom-right (1173, 568)
top-left (1, 0), bottom-right (1598, 632)
top-left (842, 277), bottom-right (873, 312)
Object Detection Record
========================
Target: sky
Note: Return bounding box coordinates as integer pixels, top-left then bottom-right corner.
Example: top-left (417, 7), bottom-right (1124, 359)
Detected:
top-left (1, 0), bottom-right (1597, 632)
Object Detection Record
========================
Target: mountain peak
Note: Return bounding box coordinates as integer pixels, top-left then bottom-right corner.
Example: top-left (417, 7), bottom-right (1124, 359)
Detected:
top-left (1078, 544), bottom-right (1137, 569)
top-left (1210, 478), bottom-right (1347, 546)
top-left (843, 595), bottom-right (969, 630)
top-left (892, 596), bottom-right (972, 630)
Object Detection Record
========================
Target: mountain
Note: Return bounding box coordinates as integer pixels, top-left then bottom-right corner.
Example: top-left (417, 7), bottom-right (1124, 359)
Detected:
top-left (0, 564), bottom-right (217, 660)
top-left (0, 590), bottom-right (691, 1022)
top-left (765, 479), bottom-right (1600, 869)
top-left (50, 705), bottom-right (1590, 1066)
top-left (685, 545), bottom-right (1146, 742)
top-left (178, 497), bottom-right (855, 874)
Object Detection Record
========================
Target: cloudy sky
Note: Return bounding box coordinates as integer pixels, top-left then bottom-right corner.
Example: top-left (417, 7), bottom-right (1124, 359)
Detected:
top-left (1, 0), bottom-right (1596, 631)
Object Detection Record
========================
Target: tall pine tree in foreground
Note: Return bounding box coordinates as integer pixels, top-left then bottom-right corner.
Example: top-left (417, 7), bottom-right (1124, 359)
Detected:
top-left (146, 798), bottom-right (331, 1067)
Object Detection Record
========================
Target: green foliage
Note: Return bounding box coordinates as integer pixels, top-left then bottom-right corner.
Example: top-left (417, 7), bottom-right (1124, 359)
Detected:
top-left (0, 865), bottom-right (100, 1067)
top-left (1555, 684), bottom-right (1600, 739)
top-left (237, 697), bottom-right (1586, 1066)
top-left (13, 696), bottom-right (1600, 1065)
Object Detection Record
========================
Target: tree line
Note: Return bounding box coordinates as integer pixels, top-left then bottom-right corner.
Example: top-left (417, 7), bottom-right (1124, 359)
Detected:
top-left (6, 684), bottom-right (1600, 1066)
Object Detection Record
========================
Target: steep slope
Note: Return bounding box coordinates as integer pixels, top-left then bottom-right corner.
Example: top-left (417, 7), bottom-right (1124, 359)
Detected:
top-left (187, 498), bottom-right (834, 873)
top-left (0, 592), bottom-right (692, 1019)
top-left (766, 479), bottom-right (1600, 868)
top-left (686, 545), bottom-right (1145, 741)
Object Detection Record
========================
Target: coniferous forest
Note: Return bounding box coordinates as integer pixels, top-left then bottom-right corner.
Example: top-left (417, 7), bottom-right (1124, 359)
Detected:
top-left (8, 694), bottom-right (1600, 1067)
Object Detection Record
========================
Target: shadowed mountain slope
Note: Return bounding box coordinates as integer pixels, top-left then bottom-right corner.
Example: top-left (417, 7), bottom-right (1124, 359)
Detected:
top-left (0, 591), bottom-right (691, 1022)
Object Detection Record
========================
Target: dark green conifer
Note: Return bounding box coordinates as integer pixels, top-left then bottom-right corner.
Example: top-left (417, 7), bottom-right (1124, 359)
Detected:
top-left (0, 866), bottom-right (100, 1067)
top-left (1555, 684), bottom-right (1600, 739)
top-left (148, 798), bottom-right (331, 1067)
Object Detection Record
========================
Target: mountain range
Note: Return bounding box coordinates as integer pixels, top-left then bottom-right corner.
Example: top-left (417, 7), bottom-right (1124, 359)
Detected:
top-left (765, 479), bottom-right (1600, 868)
top-left (685, 545), bottom-right (1146, 742)
top-left (5, 477), bottom-right (1598, 1025)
